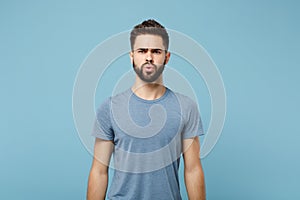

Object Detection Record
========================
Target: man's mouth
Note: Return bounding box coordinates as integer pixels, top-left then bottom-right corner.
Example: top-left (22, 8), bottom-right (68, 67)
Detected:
top-left (143, 64), bottom-right (155, 73)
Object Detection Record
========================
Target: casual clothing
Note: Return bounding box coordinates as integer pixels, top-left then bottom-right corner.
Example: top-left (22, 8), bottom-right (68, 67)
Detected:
top-left (92, 88), bottom-right (203, 200)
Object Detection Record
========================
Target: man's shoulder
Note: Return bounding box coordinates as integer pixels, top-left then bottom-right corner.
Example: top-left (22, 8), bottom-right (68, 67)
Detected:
top-left (97, 89), bottom-right (131, 109)
top-left (111, 88), bottom-right (131, 100)
top-left (169, 89), bottom-right (198, 108)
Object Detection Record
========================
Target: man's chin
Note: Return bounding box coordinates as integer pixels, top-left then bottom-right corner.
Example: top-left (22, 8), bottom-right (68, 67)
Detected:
top-left (139, 74), bottom-right (155, 83)
top-left (142, 79), bottom-right (158, 83)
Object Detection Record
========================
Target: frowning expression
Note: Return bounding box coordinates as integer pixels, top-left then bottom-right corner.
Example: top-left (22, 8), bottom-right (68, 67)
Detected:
top-left (130, 34), bottom-right (170, 83)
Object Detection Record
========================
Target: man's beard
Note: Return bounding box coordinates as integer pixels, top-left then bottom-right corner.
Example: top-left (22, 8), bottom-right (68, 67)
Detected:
top-left (133, 60), bottom-right (166, 83)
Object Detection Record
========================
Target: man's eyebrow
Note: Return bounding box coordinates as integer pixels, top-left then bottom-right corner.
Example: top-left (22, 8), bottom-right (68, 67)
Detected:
top-left (135, 48), bottom-right (165, 51)
top-left (136, 48), bottom-right (147, 50)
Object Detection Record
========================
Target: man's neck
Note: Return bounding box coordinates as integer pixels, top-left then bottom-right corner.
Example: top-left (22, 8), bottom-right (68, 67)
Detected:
top-left (131, 82), bottom-right (166, 101)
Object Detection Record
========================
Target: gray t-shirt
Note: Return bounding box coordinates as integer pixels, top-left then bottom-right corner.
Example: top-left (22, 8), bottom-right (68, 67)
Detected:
top-left (92, 88), bottom-right (203, 200)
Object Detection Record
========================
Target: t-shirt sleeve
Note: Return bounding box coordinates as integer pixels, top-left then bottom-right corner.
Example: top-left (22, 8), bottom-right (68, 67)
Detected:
top-left (91, 98), bottom-right (114, 141)
top-left (182, 98), bottom-right (204, 139)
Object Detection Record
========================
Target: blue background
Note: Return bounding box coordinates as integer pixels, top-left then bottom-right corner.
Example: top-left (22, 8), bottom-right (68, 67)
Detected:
top-left (1, 0), bottom-right (299, 199)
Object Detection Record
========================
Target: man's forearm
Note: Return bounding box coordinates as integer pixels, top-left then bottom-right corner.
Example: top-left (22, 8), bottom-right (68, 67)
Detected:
top-left (184, 166), bottom-right (206, 200)
top-left (87, 169), bottom-right (108, 200)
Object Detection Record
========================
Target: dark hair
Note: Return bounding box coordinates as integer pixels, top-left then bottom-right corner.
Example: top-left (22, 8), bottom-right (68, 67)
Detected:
top-left (130, 19), bottom-right (169, 50)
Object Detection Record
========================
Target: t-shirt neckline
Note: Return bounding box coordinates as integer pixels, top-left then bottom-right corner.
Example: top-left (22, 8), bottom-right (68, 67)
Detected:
top-left (129, 87), bottom-right (170, 103)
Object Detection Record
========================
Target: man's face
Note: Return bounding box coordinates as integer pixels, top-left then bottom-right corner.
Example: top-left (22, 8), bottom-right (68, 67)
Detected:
top-left (130, 34), bottom-right (170, 83)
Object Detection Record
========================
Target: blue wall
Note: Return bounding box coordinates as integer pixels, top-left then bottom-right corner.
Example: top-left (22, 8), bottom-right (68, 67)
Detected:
top-left (1, 0), bottom-right (299, 199)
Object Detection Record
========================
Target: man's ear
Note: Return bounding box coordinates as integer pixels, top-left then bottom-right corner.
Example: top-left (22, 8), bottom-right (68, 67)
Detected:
top-left (129, 51), bottom-right (134, 64)
top-left (164, 51), bottom-right (171, 65)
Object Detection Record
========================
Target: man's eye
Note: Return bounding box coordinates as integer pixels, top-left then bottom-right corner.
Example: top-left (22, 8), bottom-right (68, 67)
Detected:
top-left (137, 49), bottom-right (147, 53)
top-left (152, 50), bottom-right (162, 54)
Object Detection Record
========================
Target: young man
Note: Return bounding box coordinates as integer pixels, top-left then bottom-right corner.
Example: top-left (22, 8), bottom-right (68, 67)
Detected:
top-left (87, 19), bottom-right (206, 200)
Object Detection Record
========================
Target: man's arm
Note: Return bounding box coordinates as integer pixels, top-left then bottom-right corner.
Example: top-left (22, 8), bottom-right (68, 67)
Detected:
top-left (183, 137), bottom-right (206, 200)
top-left (87, 138), bottom-right (114, 200)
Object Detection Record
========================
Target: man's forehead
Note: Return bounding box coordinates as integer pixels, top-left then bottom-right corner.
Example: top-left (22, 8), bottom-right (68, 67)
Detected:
top-left (133, 34), bottom-right (165, 49)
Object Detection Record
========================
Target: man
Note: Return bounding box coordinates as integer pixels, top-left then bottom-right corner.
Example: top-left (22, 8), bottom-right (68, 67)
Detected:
top-left (87, 19), bottom-right (206, 200)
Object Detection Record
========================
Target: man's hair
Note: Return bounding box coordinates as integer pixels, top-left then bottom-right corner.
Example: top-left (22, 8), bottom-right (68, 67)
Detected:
top-left (130, 19), bottom-right (169, 51)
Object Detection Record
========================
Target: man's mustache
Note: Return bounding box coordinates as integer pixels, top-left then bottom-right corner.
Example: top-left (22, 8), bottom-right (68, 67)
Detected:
top-left (142, 62), bottom-right (157, 68)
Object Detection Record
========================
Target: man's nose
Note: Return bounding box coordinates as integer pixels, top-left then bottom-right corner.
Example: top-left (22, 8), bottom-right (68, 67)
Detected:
top-left (146, 51), bottom-right (153, 63)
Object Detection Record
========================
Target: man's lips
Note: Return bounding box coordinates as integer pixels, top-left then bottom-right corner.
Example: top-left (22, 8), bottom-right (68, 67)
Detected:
top-left (143, 64), bottom-right (155, 73)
